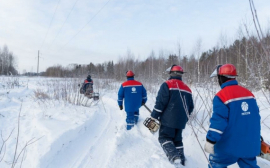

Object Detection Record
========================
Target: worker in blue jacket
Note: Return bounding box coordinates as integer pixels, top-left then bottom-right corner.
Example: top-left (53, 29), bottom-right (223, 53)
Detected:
top-left (150, 65), bottom-right (194, 167)
top-left (118, 70), bottom-right (147, 130)
top-left (205, 64), bottom-right (261, 168)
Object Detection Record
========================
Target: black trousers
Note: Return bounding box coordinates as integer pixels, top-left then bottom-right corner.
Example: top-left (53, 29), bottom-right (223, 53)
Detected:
top-left (158, 125), bottom-right (183, 162)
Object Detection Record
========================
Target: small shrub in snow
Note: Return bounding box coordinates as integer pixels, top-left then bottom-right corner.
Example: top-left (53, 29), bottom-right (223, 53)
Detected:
top-left (34, 89), bottom-right (50, 100)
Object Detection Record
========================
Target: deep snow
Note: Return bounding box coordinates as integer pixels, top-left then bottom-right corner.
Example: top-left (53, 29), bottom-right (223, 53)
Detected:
top-left (0, 76), bottom-right (269, 168)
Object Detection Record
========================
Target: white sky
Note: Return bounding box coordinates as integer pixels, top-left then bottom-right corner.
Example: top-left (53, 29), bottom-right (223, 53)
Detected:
top-left (0, 0), bottom-right (269, 73)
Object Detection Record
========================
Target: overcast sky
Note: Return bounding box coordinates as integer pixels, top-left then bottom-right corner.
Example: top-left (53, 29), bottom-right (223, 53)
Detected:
top-left (0, 0), bottom-right (269, 73)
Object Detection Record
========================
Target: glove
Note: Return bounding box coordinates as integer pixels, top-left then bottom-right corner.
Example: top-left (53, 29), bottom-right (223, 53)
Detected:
top-left (119, 105), bottom-right (123, 110)
top-left (204, 139), bottom-right (215, 154)
top-left (141, 102), bottom-right (145, 106)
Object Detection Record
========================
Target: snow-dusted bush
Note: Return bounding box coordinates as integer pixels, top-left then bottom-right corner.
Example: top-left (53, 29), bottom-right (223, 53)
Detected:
top-left (0, 77), bottom-right (20, 90)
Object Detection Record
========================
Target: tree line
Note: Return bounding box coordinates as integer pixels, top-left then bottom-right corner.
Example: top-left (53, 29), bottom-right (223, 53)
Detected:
top-left (0, 45), bottom-right (18, 75)
top-left (43, 29), bottom-right (270, 90)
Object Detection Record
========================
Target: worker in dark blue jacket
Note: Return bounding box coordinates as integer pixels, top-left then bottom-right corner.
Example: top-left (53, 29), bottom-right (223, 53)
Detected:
top-left (118, 70), bottom-right (147, 130)
top-left (205, 64), bottom-right (261, 168)
top-left (150, 65), bottom-right (194, 167)
top-left (83, 75), bottom-right (93, 92)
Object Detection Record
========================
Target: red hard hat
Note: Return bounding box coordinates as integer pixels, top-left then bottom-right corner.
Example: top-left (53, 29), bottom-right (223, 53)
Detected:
top-left (126, 70), bottom-right (135, 77)
top-left (219, 64), bottom-right (237, 77)
top-left (170, 65), bottom-right (184, 73)
top-left (210, 64), bottom-right (237, 78)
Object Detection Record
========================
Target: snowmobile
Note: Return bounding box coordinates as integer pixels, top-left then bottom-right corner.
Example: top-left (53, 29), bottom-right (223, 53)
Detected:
top-left (79, 83), bottom-right (99, 100)
top-left (93, 92), bottom-right (99, 101)
top-left (260, 136), bottom-right (270, 161)
top-left (84, 85), bottom-right (94, 99)
top-left (143, 104), bottom-right (160, 133)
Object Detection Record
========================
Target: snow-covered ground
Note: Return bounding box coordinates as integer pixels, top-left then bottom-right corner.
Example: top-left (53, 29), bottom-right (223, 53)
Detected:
top-left (0, 76), bottom-right (269, 168)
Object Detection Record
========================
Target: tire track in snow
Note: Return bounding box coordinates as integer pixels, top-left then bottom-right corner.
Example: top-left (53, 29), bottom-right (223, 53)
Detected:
top-left (39, 96), bottom-right (122, 168)
top-left (74, 96), bottom-right (122, 168)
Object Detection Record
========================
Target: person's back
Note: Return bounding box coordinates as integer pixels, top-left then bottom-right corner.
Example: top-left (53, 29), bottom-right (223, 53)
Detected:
top-left (149, 65), bottom-right (194, 166)
top-left (84, 75), bottom-right (93, 85)
top-left (117, 70), bottom-right (147, 130)
top-left (121, 79), bottom-right (145, 112)
top-left (213, 82), bottom-right (261, 158)
top-left (151, 77), bottom-right (193, 130)
top-left (205, 64), bottom-right (261, 168)
top-left (83, 75), bottom-right (93, 91)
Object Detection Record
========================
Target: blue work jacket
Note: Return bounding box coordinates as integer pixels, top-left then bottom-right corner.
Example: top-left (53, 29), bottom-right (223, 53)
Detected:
top-left (118, 78), bottom-right (147, 112)
top-left (206, 80), bottom-right (261, 158)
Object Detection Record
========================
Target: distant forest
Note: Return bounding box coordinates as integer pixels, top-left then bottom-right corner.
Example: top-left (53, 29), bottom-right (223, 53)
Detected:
top-left (0, 45), bottom-right (18, 75)
top-left (44, 31), bottom-right (270, 90)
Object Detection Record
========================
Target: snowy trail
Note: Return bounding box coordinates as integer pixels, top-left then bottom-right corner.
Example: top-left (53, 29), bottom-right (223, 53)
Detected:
top-left (38, 93), bottom-right (270, 168)
top-left (37, 93), bottom-right (176, 168)
top-left (74, 97), bottom-right (121, 168)
top-left (39, 96), bottom-right (122, 168)
top-left (1, 77), bottom-right (270, 168)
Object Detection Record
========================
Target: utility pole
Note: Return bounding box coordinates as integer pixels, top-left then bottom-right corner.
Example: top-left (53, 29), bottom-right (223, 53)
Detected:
top-left (37, 50), bottom-right (39, 75)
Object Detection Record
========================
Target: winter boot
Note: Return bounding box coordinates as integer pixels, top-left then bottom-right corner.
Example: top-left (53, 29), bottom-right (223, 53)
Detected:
top-left (160, 140), bottom-right (180, 163)
top-left (134, 111), bottom-right (139, 124)
top-left (173, 157), bottom-right (183, 168)
top-left (176, 147), bottom-right (185, 166)
top-left (126, 119), bottom-right (134, 130)
top-left (126, 113), bottom-right (135, 130)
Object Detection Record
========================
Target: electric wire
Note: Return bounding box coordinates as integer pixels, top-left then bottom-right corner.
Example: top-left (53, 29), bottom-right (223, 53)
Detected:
top-left (176, 82), bottom-right (213, 168)
top-left (47, 0), bottom-right (80, 50)
top-left (39, 0), bottom-right (61, 50)
top-left (61, 0), bottom-right (111, 48)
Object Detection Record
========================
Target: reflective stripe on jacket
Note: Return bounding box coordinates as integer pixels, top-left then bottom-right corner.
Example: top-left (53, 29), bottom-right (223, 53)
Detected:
top-left (206, 80), bottom-right (261, 158)
top-left (118, 78), bottom-right (147, 112)
top-left (151, 76), bottom-right (194, 129)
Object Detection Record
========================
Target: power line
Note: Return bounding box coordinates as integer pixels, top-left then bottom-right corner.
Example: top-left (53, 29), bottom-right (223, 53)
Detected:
top-left (39, 0), bottom-right (61, 50)
top-left (37, 50), bottom-right (39, 74)
top-left (47, 0), bottom-right (80, 50)
top-left (62, 0), bottom-right (111, 48)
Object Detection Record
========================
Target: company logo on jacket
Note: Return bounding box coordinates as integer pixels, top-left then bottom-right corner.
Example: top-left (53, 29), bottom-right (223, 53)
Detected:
top-left (241, 102), bottom-right (248, 111)
top-left (132, 87), bottom-right (137, 93)
top-left (241, 102), bottom-right (250, 115)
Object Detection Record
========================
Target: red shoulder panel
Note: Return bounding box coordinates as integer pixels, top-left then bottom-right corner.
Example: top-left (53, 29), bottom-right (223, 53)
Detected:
top-left (84, 79), bottom-right (93, 84)
top-left (216, 85), bottom-right (254, 104)
top-left (165, 79), bottom-right (192, 94)
top-left (122, 80), bottom-right (142, 87)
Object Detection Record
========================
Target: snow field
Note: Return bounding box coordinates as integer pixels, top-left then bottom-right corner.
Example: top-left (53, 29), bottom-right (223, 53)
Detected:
top-left (0, 76), bottom-right (269, 168)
